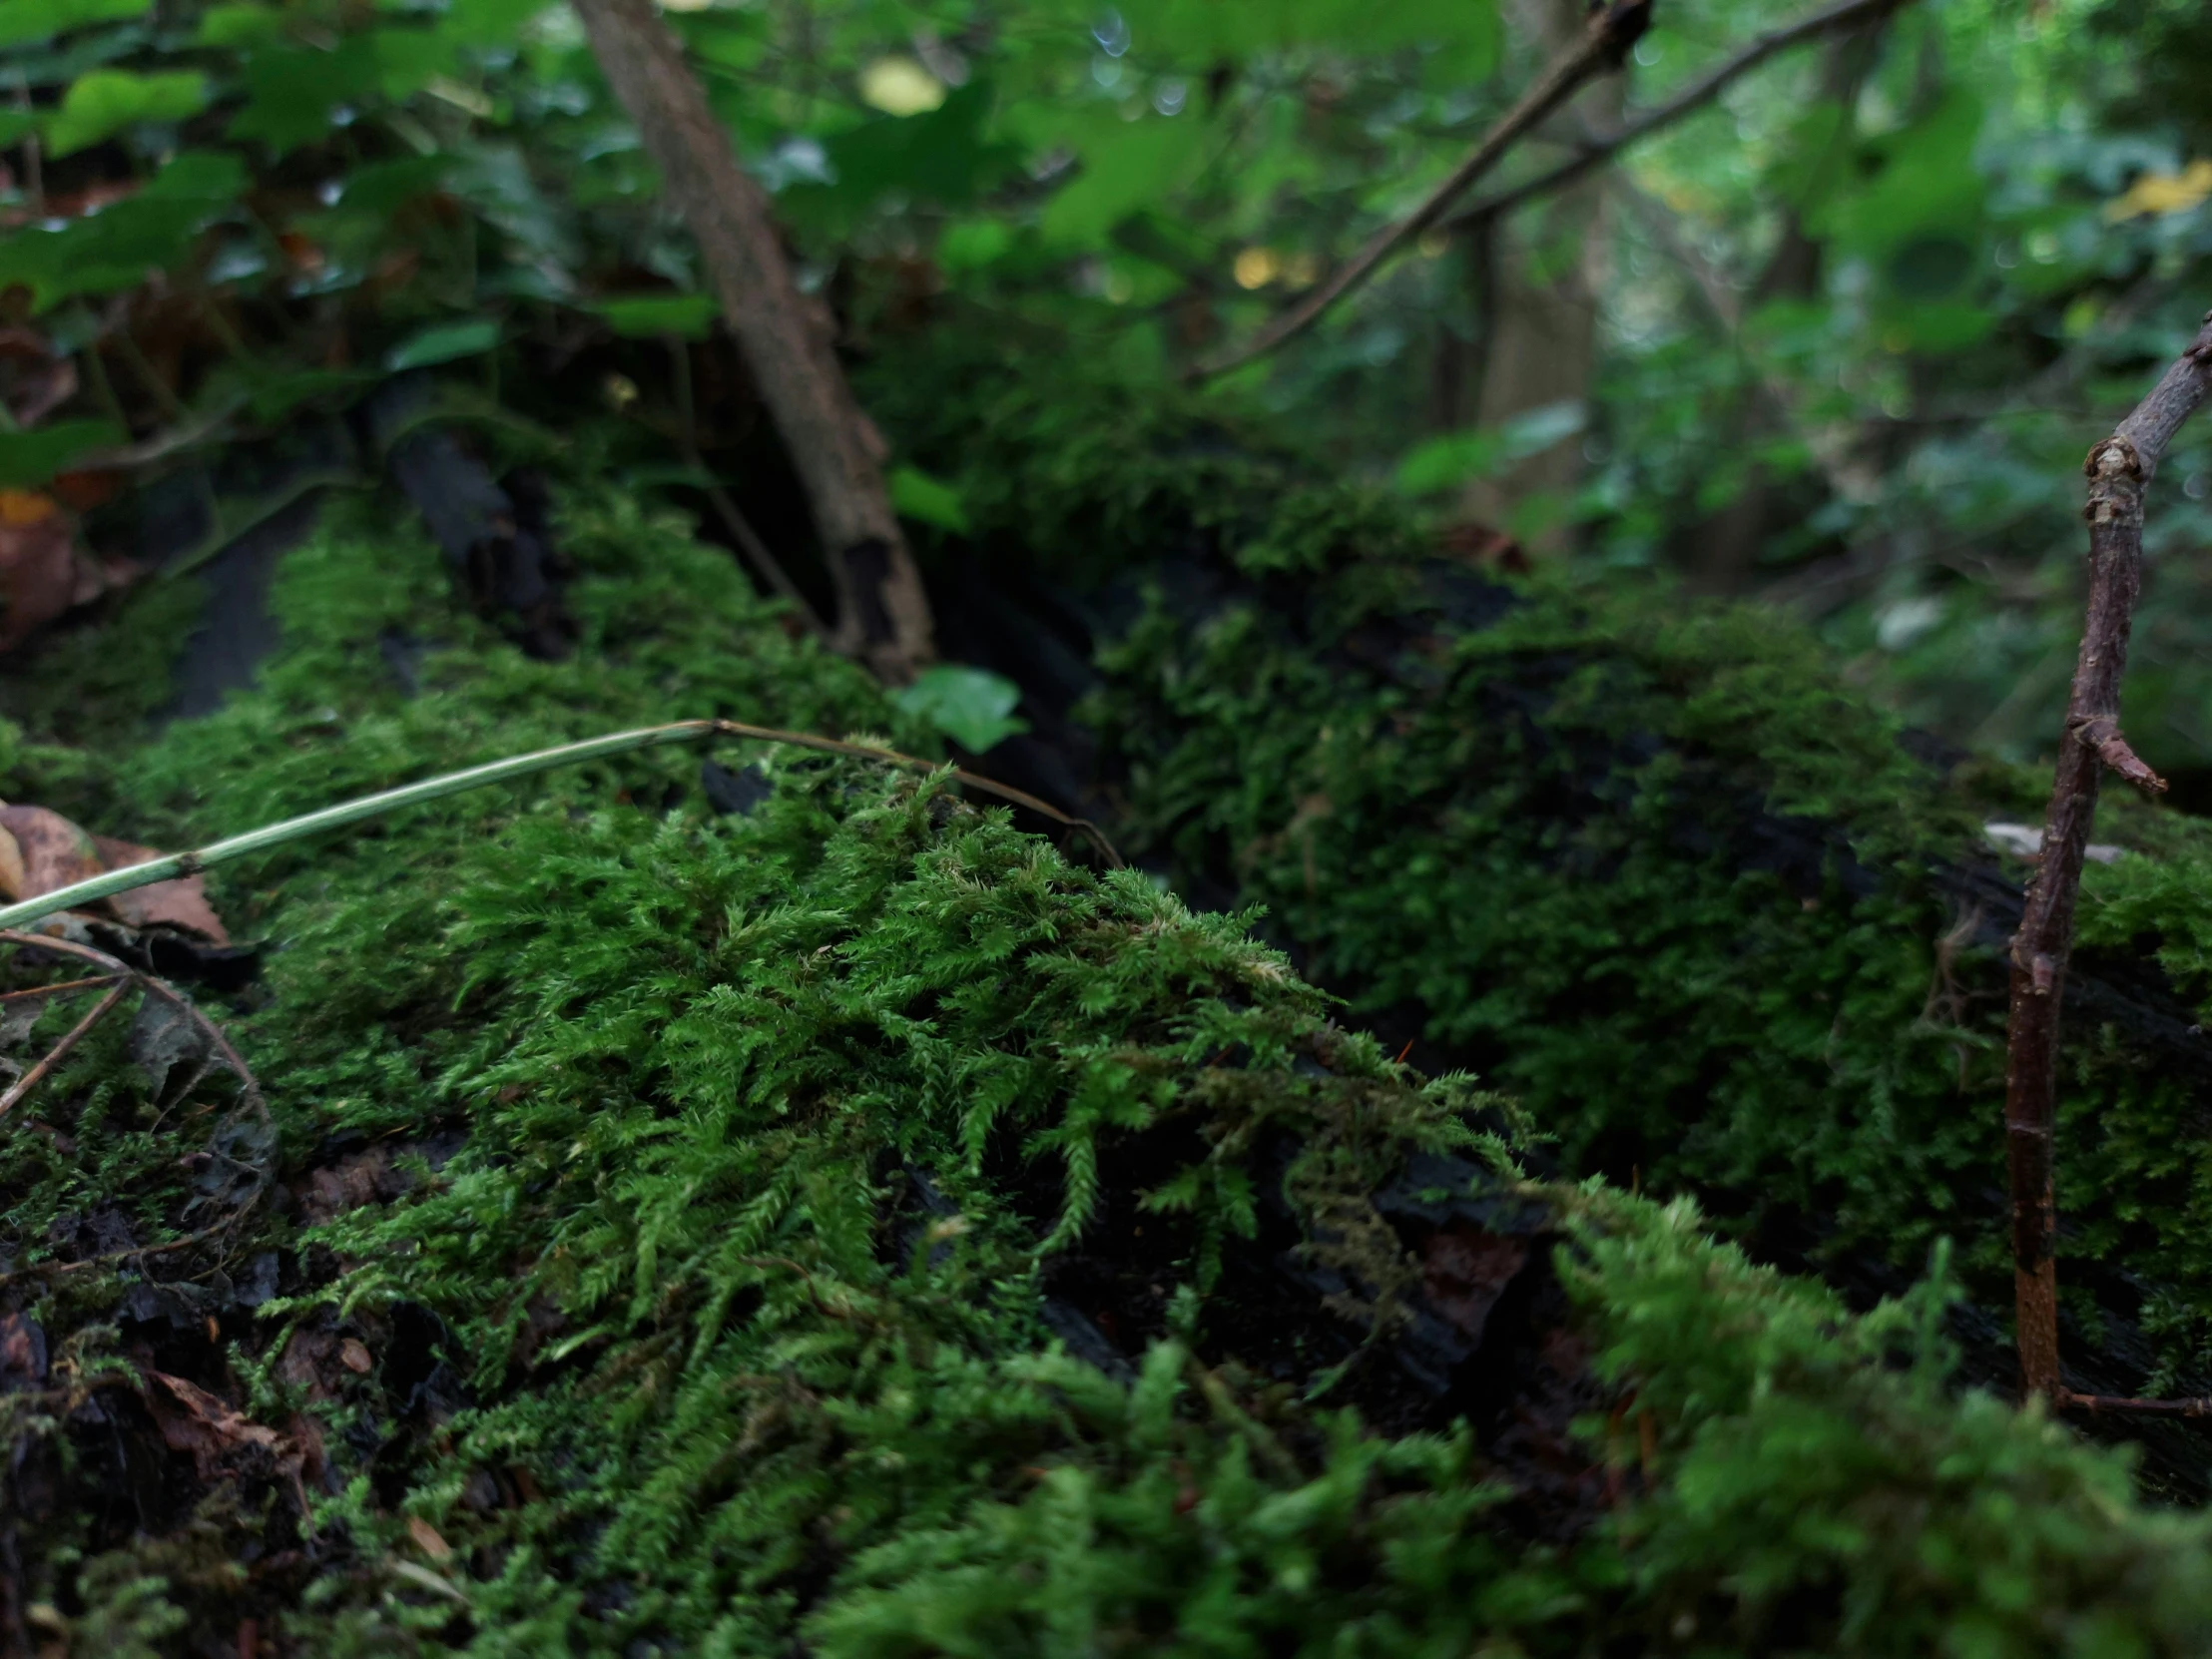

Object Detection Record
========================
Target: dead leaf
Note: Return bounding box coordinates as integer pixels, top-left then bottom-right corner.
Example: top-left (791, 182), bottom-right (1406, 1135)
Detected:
top-left (406, 1516), bottom-right (453, 1561)
top-left (142, 1370), bottom-right (284, 1479)
top-left (93, 834), bottom-right (231, 944)
top-left (0, 496), bottom-right (83, 656)
top-left (0, 1311), bottom-right (47, 1387)
top-left (340, 1338), bottom-right (373, 1375)
top-left (0, 805), bottom-right (102, 897)
top-left (130, 989), bottom-right (209, 1094)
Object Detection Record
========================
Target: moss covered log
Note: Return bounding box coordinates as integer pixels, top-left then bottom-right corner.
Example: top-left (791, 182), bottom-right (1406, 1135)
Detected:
top-left (874, 349), bottom-right (2212, 1423)
top-left (6, 479), bottom-right (2212, 1648)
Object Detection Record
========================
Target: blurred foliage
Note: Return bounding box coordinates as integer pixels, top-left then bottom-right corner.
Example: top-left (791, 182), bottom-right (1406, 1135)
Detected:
top-left (4, 0), bottom-right (2211, 789)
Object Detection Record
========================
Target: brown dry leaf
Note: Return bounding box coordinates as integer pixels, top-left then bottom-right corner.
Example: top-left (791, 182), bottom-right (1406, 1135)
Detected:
top-left (0, 806), bottom-right (229, 941)
top-left (339, 1338), bottom-right (373, 1375)
top-left (0, 805), bottom-right (102, 898)
top-left (93, 834), bottom-right (231, 944)
top-left (0, 493), bottom-right (83, 655)
top-left (143, 1370), bottom-right (285, 1480)
top-left (406, 1515), bottom-right (453, 1562)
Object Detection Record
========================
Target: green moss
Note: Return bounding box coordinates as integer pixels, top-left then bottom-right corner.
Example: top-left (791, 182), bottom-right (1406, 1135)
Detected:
top-left (873, 347), bottom-right (2212, 1385)
top-left (11, 424), bottom-right (2212, 1651)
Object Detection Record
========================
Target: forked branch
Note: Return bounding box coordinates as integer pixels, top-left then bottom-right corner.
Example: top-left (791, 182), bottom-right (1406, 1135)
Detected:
top-left (1439, 0), bottom-right (1914, 236)
top-left (1192, 0), bottom-right (1655, 382)
top-left (2005, 311), bottom-right (2212, 1403)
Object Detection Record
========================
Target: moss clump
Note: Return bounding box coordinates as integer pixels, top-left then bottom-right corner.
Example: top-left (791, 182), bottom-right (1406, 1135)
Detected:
top-left (7, 465), bottom-right (2212, 1651)
top-left (874, 347), bottom-right (2212, 1393)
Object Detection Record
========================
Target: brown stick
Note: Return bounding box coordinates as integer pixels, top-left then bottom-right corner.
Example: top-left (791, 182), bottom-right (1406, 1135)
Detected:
top-left (2058, 1390), bottom-right (2212, 1419)
top-left (571, 0), bottom-right (935, 682)
top-left (0, 978), bottom-right (129, 1120)
top-left (1439, 0), bottom-right (1911, 236)
top-left (2004, 311), bottom-right (2212, 1398)
top-left (1192, 0), bottom-right (1654, 382)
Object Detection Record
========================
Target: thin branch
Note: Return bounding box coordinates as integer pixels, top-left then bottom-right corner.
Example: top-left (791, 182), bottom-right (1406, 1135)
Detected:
top-left (2004, 310), bottom-right (2212, 1400)
top-left (2059, 1390), bottom-right (2212, 1420)
top-left (0, 931), bottom-right (269, 1115)
top-left (0, 973), bottom-right (123, 1003)
top-left (1441, 0), bottom-right (1913, 236)
top-left (1192, 0), bottom-right (1655, 382)
top-left (0, 979), bottom-right (129, 1120)
top-left (0, 719), bottom-right (1121, 937)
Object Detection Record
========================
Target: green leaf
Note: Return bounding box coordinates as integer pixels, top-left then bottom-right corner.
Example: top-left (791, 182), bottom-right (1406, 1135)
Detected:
top-left (44, 69), bottom-right (207, 157)
top-left (0, 0), bottom-right (147, 51)
top-left (1039, 116), bottom-right (1208, 250)
top-left (597, 293), bottom-right (720, 339)
top-left (385, 318), bottom-right (502, 370)
top-left (0, 419), bottom-right (125, 487)
top-left (809, 83), bottom-right (1018, 217)
top-left (0, 150), bottom-right (247, 311)
top-left (195, 4), bottom-right (284, 46)
top-left (887, 465), bottom-right (970, 534)
top-left (1394, 402), bottom-right (1584, 495)
top-left (895, 665), bottom-right (1029, 753)
top-left (1117, 0), bottom-right (1496, 68)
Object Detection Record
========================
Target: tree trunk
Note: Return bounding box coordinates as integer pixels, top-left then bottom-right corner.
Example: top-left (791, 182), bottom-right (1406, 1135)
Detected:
top-left (571, 0), bottom-right (935, 682)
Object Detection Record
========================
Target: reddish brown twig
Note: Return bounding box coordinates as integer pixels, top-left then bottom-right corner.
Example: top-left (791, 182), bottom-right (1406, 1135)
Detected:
top-left (1192, 0), bottom-right (1654, 382)
top-left (0, 973), bottom-right (125, 1003)
top-left (1438, 0), bottom-right (1912, 237)
top-left (2058, 1390), bottom-right (2212, 1420)
top-left (2004, 311), bottom-right (2212, 1399)
top-left (0, 978), bottom-right (130, 1120)
top-left (0, 929), bottom-right (267, 1113)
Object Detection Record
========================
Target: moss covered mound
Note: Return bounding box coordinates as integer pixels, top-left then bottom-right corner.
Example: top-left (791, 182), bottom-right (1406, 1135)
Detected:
top-left (873, 349), bottom-right (2212, 1407)
top-left (5, 482), bottom-right (2212, 1650)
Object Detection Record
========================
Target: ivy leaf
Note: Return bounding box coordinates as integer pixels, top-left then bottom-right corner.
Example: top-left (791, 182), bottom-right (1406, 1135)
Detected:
top-left (1039, 116), bottom-right (1208, 250)
top-left (895, 665), bottom-right (1029, 753)
top-left (0, 0), bottom-right (148, 51)
top-left (0, 419), bottom-right (123, 488)
top-left (385, 318), bottom-right (502, 370)
top-left (597, 293), bottom-right (720, 339)
top-left (0, 151), bottom-right (246, 311)
top-left (887, 465), bottom-right (970, 534)
top-left (44, 68), bottom-right (207, 157)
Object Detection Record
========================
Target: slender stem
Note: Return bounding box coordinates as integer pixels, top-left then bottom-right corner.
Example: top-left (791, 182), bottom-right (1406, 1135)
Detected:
top-left (1192, 0), bottom-right (1655, 382)
top-left (0, 980), bottom-right (130, 1120)
top-left (0, 974), bottom-right (123, 1003)
top-left (0, 719), bottom-right (1121, 936)
top-left (1441, 0), bottom-right (1912, 235)
top-left (2004, 311), bottom-right (2212, 1398)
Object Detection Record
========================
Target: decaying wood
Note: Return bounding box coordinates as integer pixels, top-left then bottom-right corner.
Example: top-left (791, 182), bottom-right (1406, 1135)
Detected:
top-left (2006, 311), bottom-right (2212, 1402)
top-left (570, 0), bottom-right (935, 681)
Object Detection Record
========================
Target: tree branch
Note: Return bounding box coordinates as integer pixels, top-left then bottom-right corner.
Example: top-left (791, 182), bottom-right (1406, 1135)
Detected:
top-left (2005, 311), bottom-right (2212, 1399)
top-left (1440, 0), bottom-right (1913, 236)
top-left (1191, 0), bottom-right (1655, 382)
top-left (571, 0), bottom-right (934, 681)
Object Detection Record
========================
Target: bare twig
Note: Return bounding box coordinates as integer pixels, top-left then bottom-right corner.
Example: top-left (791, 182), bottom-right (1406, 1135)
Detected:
top-left (1192, 0), bottom-right (1655, 382)
top-left (0, 979), bottom-right (129, 1120)
top-left (2004, 310), bottom-right (2212, 1399)
top-left (2058, 1390), bottom-right (2212, 1420)
top-left (0, 719), bottom-right (1120, 938)
top-left (1440, 0), bottom-right (1913, 236)
top-left (572, 0), bottom-right (935, 680)
top-left (0, 973), bottom-right (123, 1003)
top-left (0, 931), bottom-right (269, 1113)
